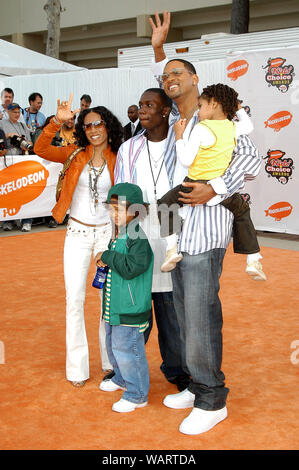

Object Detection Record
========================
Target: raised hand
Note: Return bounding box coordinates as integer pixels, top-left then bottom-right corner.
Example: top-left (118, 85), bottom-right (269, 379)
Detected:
top-left (149, 10), bottom-right (171, 51)
top-left (56, 93), bottom-right (80, 123)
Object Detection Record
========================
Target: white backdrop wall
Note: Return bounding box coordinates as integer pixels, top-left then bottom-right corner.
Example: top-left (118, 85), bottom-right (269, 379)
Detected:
top-left (0, 61), bottom-right (226, 126)
top-left (225, 48), bottom-right (299, 235)
top-left (1, 55), bottom-right (297, 233)
top-left (0, 69), bottom-right (158, 127)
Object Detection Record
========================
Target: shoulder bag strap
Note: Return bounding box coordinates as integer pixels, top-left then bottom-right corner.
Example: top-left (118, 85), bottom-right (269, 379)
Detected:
top-left (56, 147), bottom-right (84, 201)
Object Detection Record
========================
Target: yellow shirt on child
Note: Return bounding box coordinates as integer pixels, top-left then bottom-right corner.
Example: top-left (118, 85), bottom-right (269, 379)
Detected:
top-left (175, 108), bottom-right (254, 183)
top-left (188, 119), bottom-right (236, 181)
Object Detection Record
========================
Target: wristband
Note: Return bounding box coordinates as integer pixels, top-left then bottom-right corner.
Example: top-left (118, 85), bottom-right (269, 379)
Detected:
top-left (53, 116), bottom-right (63, 125)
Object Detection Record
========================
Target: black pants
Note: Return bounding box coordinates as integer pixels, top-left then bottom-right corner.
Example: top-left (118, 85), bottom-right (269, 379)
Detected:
top-left (157, 176), bottom-right (260, 255)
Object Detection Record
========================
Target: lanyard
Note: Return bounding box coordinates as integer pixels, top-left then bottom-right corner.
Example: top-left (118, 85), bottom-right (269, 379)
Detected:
top-left (25, 108), bottom-right (38, 127)
top-left (146, 137), bottom-right (165, 201)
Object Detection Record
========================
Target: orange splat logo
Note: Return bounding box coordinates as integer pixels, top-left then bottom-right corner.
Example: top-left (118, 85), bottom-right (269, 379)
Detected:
top-left (0, 161), bottom-right (49, 218)
top-left (265, 202), bottom-right (293, 221)
top-left (264, 111), bottom-right (293, 132)
top-left (227, 60), bottom-right (249, 81)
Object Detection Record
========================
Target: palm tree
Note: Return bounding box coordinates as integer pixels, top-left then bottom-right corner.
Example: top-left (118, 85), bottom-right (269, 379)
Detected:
top-left (230, 0), bottom-right (249, 34)
top-left (44, 0), bottom-right (62, 58)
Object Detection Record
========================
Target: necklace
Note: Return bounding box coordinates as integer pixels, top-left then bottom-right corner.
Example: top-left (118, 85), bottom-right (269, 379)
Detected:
top-left (148, 146), bottom-right (165, 168)
top-left (146, 138), bottom-right (165, 201)
top-left (88, 159), bottom-right (106, 210)
top-left (181, 103), bottom-right (199, 123)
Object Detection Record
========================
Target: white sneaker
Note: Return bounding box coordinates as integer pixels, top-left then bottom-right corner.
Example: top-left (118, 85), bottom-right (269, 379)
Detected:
top-left (21, 223), bottom-right (32, 232)
top-left (246, 260), bottom-right (266, 281)
top-left (179, 406), bottom-right (228, 435)
top-left (163, 388), bottom-right (195, 409)
top-left (161, 246), bottom-right (183, 272)
top-left (99, 379), bottom-right (126, 392)
top-left (112, 398), bottom-right (148, 413)
top-left (3, 222), bottom-right (13, 231)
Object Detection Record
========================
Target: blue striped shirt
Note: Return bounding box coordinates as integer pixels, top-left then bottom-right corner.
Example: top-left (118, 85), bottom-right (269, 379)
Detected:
top-left (115, 111), bottom-right (261, 256)
top-left (168, 112), bottom-right (261, 255)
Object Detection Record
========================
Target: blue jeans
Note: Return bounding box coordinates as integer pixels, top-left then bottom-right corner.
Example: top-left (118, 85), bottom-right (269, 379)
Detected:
top-left (151, 292), bottom-right (186, 380)
top-left (171, 249), bottom-right (229, 410)
top-left (105, 322), bottom-right (149, 404)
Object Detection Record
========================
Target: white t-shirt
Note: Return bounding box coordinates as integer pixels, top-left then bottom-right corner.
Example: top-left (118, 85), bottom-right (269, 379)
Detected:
top-left (129, 138), bottom-right (172, 292)
top-left (70, 163), bottom-right (111, 225)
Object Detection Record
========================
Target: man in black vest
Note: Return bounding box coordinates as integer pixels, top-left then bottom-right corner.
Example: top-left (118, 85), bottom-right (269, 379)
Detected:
top-left (123, 104), bottom-right (142, 141)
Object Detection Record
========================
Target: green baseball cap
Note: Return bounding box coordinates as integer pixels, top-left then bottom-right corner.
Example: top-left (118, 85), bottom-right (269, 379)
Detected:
top-left (106, 183), bottom-right (148, 205)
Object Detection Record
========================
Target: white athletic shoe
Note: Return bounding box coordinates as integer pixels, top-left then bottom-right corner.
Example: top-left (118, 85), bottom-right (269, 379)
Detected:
top-left (246, 260), bottom-right (266, 281)
top-left (99, 379), bottom-right (126, 392)
top-left (161, 246), bottom-right (183, 272)
top-left (179, 406), bottom-right (228, 435)
top-left (21, 223), bottom-right (32, 232)
top-left (163, 389), bottom-right (195, 409)
top-left (3, 222), bottom-right (13, 231)
top-left (112, 398), bottom-right (148, 413)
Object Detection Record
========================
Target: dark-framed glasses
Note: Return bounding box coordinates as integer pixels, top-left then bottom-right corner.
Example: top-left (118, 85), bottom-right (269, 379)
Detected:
top-left (159, 68), bottom-right (193, 82)
top-left (83, 119), bottom-right (106, 130)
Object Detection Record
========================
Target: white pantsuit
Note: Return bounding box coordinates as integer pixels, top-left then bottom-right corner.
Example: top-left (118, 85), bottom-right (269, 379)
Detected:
top-left (64, 218), bottom-right (112, 381)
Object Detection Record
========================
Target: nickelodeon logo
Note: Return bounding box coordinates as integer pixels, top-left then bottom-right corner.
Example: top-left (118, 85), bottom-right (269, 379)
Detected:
top-left (265, 202), bottom-right (293, 221)
top-left (268, 58), bottom-right (285, 69)
top-left (264, 111), bottom-right (293, 132)
top-left (0, 160), bottom-right (49, 217)
top-left (227, 60), bottom-right (249, 81)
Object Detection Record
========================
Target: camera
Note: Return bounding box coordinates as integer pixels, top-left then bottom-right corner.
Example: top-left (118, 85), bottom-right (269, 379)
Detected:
top-left (0, 138), bottom-right (6, 151)
top-left (10, 134), bottom-right (33, 152)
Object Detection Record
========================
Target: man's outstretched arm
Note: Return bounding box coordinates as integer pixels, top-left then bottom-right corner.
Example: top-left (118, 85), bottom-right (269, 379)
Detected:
top-left (148, 10), bottom-right (170, 63)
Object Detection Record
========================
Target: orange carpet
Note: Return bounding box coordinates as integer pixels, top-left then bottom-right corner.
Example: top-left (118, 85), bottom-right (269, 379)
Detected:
top-left (0, 230), bottom-right (298, 450)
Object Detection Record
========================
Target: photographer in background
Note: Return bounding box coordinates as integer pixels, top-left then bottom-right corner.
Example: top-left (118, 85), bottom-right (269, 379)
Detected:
top-left (0, 102), bottom-right (34, 232)
top-left (0, 88), bottom-right (26, 125)
top-left (22, 92), bottom-right (46, 132)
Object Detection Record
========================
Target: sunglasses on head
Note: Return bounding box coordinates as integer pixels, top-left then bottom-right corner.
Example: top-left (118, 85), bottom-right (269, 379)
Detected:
top-left (83, 119), bottom-right (106, 130)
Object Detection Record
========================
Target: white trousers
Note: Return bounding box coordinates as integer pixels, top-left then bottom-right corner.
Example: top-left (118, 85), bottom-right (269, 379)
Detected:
top-left (64, 218), bottom-right (113, 381)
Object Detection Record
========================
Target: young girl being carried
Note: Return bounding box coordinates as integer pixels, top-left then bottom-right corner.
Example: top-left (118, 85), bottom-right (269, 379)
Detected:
top-left (158, 83), bottom-right (266, 281)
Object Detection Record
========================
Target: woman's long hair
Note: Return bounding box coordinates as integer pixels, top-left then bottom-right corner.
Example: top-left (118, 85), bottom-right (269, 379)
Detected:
top-left (74, 106), bottom-right (123, 153)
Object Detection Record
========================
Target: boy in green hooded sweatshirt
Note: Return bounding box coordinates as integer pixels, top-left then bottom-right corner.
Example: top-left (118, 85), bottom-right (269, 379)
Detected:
top-left (95, 183), bottom-right (154, 413)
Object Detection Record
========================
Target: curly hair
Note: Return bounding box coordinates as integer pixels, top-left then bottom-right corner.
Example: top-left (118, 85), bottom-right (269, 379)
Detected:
top-left (74, 106), bottom-right (123, 153)
top-left (200, 84), bottom-right (239, 120)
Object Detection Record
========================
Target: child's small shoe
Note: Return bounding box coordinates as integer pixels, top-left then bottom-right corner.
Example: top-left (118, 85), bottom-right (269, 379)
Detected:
top-left (246, 260), bottom-right (266, 281)
top-left (161, 246), bottom-right (183, 272)
top-left (112, 398), bottom-right (148, 413)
